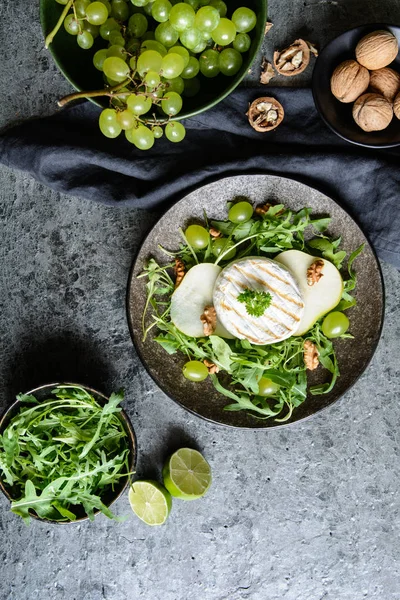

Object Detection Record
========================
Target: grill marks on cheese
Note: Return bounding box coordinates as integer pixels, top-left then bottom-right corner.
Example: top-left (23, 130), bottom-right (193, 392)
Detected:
top-left (213, 257), bottom-right (305, 345)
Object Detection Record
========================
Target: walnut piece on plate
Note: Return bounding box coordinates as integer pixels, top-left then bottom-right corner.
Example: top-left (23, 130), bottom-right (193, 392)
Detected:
top-left (174, 257), bottom-right (186, 289)
top-left (247, 97), bottom-right (285, 132)
top-left (304, 340), bottom-right (319, 371)
top-left (307, 259), bottom-right (324, 286)
top-left (200, 305), bottom-right (217, 336)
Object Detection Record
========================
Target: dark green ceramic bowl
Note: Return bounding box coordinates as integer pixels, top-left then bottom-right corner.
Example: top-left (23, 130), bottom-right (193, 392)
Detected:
top-left (40, 0), bottom-right (267, 119)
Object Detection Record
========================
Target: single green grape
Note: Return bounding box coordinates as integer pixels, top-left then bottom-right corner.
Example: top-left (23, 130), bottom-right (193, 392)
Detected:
top-left (102, 56), bottom-right (130, 81)
top-left (321, 312), bottom-right (350, 338)
top-left (64, 14), bottom-right (80, 35)
top-left (231, 7), bottom-right (257, 33)
top-left (107, 44), bottom-right (126, 59)
top-left (191, 39), bottom-right (207, 53)
top-left (161, 91), bottom-right (183, 115)
top-left (144, 70), bottom-right (161, 89)
top-left (194, 5), bottom-right (220, 32)
top-left (180, 27), bottom-right (202, 50)
top-left (128, 13), bottom-right (148, 37)
top-left (182, 360), bottom-right (209, 382)
top-left (111, 0), bottom-right (130, 20)
top-left (86, 1), bottom-right (109, 25)
top-left (77, 31), bottom-right (94, 49)
top-left (199, 48), bottom-right (219, 77)
top-left (137, 50), bottom-right (163, 75)
top-left (93, 48), bottom-right (109, 70)
top-left (83, 21), bottom-right (100, 38)
top-left (99, 108), bottom-right (122, 138)
top-left (168, 45), bottom-right (190, 67)
top-left (228, 201), bottom-right (253, 223)
top-left (117, 109), bottom-right (136, 130)
top-left (99, 17), bottom-right (120, 40)
top-left (218, 48), bottom-right (242, 76)
top-left (126, 37), bottom-right (141, 52)
top-left (184, 224), bottom-right (209, 248)
top-left (160, 53), bottom-right (185, 78)
top-left (141, 39), bottom-right (168, 56)
top-left (233, 32), bottom-right (251, 53)
top-left (257, 377), bottom-right (280, 397)
top-left (75, 0), bottom-right (91, 17)
top-left (169, 3), bottom-right (196, 32)
top-left (182, 76), bottom-right (200, 97)
top-left (163, 76), bottom-right (184, 94)
top-left (212, 238), bottom-right (236, 260)
top-left (152, 0), bottom-right (172, 22)
top-left (208, 0), bottom-right (226, 17)
top-left (153, 125), bottom-right (164, 138)
top-left (129, 56), bottom-right (137, 70)
top-left (211, 18), bottom-right (236, 45)
top-left (155, 22), bottom-right (180, 47)
top-left (127, 93), bottom-right (153, 115)
top-left (126, 125), bottom-right (155, 150)
top-left (181, 56), bottom-right (199, 78)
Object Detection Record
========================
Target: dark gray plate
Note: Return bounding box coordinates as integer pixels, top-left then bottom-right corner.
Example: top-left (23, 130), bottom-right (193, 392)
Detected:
top-left (127, 175), bottom-right (384, 429)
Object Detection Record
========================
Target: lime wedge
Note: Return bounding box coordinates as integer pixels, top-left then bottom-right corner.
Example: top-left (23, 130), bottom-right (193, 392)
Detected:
top-left (128, 480), bottom-right (172, 526)
top-left (162, 448), bottom-right (212, 501)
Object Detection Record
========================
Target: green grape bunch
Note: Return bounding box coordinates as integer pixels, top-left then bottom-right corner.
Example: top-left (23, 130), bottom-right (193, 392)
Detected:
top-left (47, 0), bottom-right (258, 150)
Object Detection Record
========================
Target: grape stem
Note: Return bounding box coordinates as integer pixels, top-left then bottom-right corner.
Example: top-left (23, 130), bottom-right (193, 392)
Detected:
top-left (45, 0), bottom-right (74, 49)
top-left (57, 79), bottom-right (131, 107)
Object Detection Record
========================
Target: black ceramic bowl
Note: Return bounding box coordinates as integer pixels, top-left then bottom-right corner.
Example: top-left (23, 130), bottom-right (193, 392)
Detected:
top-left (312, 24), bottom-right (400, 148)
top-left (0, 383), bottom-right (137, 524)
top-left (40, 0), bottom-right (267, 120)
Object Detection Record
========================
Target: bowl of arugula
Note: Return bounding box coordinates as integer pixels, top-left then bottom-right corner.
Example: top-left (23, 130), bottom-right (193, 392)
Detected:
top-left (0, 383), bottom-right (136, 524)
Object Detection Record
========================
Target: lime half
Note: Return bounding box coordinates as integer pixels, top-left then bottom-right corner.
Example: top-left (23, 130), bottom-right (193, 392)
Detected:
top-left (162, 448), bottom-right (212, 501)
top-left (128, 480), bottom-right (172, 526)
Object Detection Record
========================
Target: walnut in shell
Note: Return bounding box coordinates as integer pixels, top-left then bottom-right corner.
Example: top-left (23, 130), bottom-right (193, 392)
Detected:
top-left (355, 30), bottom-right (399, 70)
top-left (394, 92), bottom-right (400, 119)
top-left (369, 67), bottom-right (400, 101)
top-left (273, 39), bottom-right (310, 77)
top-left (352, 93), bottom-right (393, 132)
top-left (247, 97), bottom-right (284, 132)
top-left (330, 60), bottom-right (370, 103)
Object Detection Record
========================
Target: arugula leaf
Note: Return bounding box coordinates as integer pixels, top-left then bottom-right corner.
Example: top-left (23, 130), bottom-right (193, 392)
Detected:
top-left (237, 289), bottom-right (272, 317)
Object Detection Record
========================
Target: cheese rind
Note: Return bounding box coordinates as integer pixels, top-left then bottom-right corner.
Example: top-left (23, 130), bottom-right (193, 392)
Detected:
top-left (213, 257), bottom-right (305, 345)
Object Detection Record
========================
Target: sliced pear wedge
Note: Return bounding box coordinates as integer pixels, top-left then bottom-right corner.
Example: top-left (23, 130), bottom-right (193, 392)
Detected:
top-left (275, 250), bottom-right (344, 336)
top-left (170, 263), bottom-right (234, 338)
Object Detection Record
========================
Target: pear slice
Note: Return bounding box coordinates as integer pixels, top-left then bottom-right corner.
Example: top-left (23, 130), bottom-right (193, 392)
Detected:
top-left (170, 263), bottom-right (234, 338)
top-left (275, 250), bottom-right (343, 335)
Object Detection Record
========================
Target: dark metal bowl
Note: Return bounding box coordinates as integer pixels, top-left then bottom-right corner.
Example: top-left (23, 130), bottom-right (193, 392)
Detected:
top-left (39, 0), bottom-right (267, 120)
top-left (0, 383), bottom-right (137, 524)
top-left (312, 24), bottom-right (400, 148)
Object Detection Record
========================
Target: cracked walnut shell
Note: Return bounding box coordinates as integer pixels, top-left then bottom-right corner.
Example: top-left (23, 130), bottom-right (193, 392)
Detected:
top-left (273, 39), bottom-right (310, 77)
top-left (394, 92), bottom-right (400, 120)
top-left (369, 67), bottom-right (400, 102)
top-left (247, 97), bottom-right (284, 132)
top-left (330, 60), bottom-right (370, 103)
top-left (355, 30), bottom-right (399, 70)
top-left (352, 93), bottom-right (393, 132)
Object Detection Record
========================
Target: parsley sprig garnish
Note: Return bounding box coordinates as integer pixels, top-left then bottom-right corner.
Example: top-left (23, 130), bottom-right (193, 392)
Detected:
top-left (237, 288), bottom-right (272, 317)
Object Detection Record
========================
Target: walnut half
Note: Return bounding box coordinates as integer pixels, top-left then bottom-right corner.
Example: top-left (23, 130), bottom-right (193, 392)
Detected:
top-left (307, 259), bottom-right (324, 286)
top-left (304, 340), bottom-right (319, 371)
top-left (273, 39), bottom-right (310, 77)
top-left (247, 97), bottom-right (284, 132)
top-left (200, 305), bottom-right (217, 336)
top-left (174, 257), bottom-right (186, 288)
top-left (204, 359), bottom-right (219, 374)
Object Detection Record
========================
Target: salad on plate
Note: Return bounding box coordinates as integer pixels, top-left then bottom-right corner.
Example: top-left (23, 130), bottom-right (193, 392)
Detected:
top-left (139, 199), bottom-right (363, 422)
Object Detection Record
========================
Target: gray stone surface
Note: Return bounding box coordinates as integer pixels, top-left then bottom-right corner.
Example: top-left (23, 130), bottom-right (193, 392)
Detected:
top-left (1, 1), bottom-right (400, 600)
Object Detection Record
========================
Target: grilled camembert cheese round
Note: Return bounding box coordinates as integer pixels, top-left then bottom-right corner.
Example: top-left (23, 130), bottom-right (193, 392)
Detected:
top-left (213, 257), bottom-right (305, 345)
